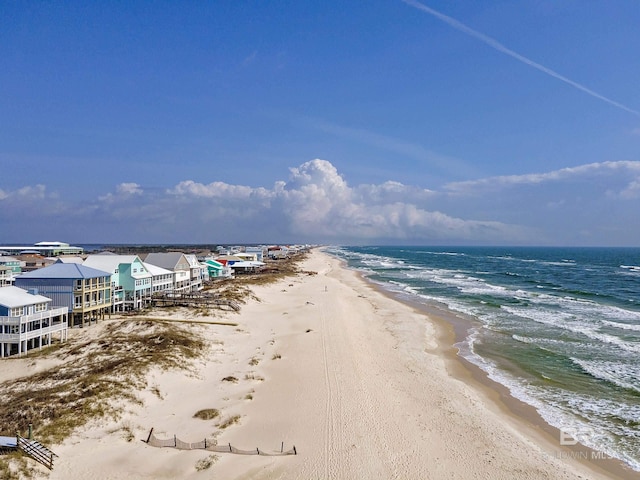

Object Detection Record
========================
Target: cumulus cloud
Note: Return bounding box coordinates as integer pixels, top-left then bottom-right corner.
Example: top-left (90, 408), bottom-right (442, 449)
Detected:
top-left (49, 159), bottom-right (521, 243)
top-left (2, 159), bottom-right (639, 245)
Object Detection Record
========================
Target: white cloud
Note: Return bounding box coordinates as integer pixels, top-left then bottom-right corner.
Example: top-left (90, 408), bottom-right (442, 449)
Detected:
top-left (117, 183), bottom-right (143, 195)
top-left (169, 180), bottom-right (257, 199)
top-left (620, 179), bottom-right (640, 199)
top-left (0, 184), bottom-right (48, 201)
top-left (444, 161), bottom-right (640, 195)
top-left (2, 159), bottom-right (639, 245)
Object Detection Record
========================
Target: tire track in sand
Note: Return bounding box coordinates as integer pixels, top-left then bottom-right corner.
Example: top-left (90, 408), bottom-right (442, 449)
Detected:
top-left (319, 305), bottom-right (344, 479)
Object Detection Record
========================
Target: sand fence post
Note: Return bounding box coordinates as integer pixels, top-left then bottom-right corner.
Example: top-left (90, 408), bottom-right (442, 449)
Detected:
top-left (146, 428), bottom-right (154, 444)
top-left (281, 441), bottom-right (283, 453)
top-left (293, 446), bottom-right (297, 455)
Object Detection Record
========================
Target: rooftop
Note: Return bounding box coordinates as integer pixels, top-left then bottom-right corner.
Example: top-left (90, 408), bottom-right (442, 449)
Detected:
top-left (0, 286), bottom-right (51, 308)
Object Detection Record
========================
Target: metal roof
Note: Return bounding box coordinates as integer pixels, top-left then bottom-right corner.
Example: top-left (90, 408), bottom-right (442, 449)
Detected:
top-left (143, 252), bottom-right (188, 271)
top-left (83, 254), bottom-right (144, 274)
top-left (142, 262), bottom-right (173, 276)
top-left (0, 286), bottom-right (51, 308)
top-left (55, 256), bottom-right (84, 264)
top-left (16, 263), bottom-right (111, 279)
top-left (184, 254), bottom-right (201, 268)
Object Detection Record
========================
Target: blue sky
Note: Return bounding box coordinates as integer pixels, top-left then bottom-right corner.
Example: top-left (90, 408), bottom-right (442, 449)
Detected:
top-left (1, 1), bottom-right (639, 246)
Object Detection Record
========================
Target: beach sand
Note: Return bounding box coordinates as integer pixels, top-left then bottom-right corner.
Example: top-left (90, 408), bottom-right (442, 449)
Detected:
top-left (16, 249), bottom-right (636, 479)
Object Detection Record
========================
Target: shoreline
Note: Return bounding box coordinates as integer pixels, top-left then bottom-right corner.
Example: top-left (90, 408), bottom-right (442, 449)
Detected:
top-left (354, 268), bottom-right (636, 479)
top-left (6, 248), bottom-right (637, 479)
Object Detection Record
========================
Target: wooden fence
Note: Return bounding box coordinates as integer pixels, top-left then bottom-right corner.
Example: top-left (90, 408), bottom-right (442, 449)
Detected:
top-left (145, 428), bottom-right (296, 456)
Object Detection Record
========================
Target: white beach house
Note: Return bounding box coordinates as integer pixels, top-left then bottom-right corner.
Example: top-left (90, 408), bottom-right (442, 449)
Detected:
top-left (0, 286), bottom-right (69, 357)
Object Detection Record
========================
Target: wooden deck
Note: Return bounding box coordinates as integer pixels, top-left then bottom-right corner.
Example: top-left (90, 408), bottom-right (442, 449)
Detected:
top-left (150, 291), bottom-right (240, 311)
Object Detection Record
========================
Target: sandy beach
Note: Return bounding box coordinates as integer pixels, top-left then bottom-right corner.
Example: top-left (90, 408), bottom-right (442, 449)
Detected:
top-left (5, 249), bottom-right (636, 479)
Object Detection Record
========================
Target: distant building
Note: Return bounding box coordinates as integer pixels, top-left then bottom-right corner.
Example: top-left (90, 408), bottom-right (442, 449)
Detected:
top-left (203, 259), bottom-right (232, 279)
top-left (0, 286), bottom-right (69, 357)
top-left (0, 241), bottom-right (83, 257)
top-left (16, 253), bottom-right (55, 272)
top-left (245, 246), bottom-right (266, 262)
top-left (0, 256), bottom-right (22, 274)
top-left (0, 257), bottom-right (21, 286)
top-left (0, 266), bottom-right (13, 287)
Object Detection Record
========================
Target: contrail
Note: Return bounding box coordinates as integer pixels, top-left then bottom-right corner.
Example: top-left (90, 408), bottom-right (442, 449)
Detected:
top-left (401, 0), bottom-right (640, 117)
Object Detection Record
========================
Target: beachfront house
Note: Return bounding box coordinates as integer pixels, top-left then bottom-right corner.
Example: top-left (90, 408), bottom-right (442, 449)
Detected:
top-left (245, 246), bottom-right (266, 262)
top-left (143, 262), bottom-right (175, 295)
top-left (16, 253), bottom-right (55, 272)
top-left (0, 256), bottom-right (22, 286)
top-left (0, 286), bottom-right (69, 357)
top-left (203, 259), bottom-right (232, 279)
top-left (0, 256), bottom-right (22, 275)
top-left (236, 252), bottom-right (258, 262)
top-left (267, 246), bottom-right (289, 259)
top-left (0, 266), bottom-right (13, 287)
top-left (184, 254), bottom-right (205, 292)
top-left (83, 254), bottom-right (152, 312)
top-left (142, 252), bottom-right (192, 293)
top-left (15, 263), bottom-right (112, 327)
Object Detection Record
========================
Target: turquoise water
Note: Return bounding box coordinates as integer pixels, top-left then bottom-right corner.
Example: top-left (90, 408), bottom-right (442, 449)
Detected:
top-left (327, 246), bottom-right (640, 471)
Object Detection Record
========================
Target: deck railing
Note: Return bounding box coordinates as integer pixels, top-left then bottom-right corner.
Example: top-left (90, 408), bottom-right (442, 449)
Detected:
top-left (17, 435), bottom-right (57, 470)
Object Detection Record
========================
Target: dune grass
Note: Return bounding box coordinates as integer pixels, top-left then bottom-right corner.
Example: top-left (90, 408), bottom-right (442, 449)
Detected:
top-left (0, 319), bottom-right (206, 446)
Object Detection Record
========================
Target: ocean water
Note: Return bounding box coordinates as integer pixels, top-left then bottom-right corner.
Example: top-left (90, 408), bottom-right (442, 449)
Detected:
top-left (327, 246), bottom-right (640, 471)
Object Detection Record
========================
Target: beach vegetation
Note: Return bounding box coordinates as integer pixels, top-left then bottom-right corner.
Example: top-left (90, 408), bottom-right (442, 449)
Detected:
top-left (217, 415), bottom-right (241, 429)
top-left (222, 376), bottom-right (238, 383)
top-left (150, 384), bottom-right (163, 399)
top-left (272, 353), bottom-right (281, 360)
top-left (193, 409), bottom-right (220, 420)
top-left (0, 319), bottom-right (206, 446)
top-left (0, 452), bottom-right (33, 480)
top-left (249, 357), bottom-right (260, 366)
top-left (195, 454), bottom-right (219, 471)
top-left (121, 422), bottom-right (135, 442)
top-left (244, 372), bottom-right (264, 381)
